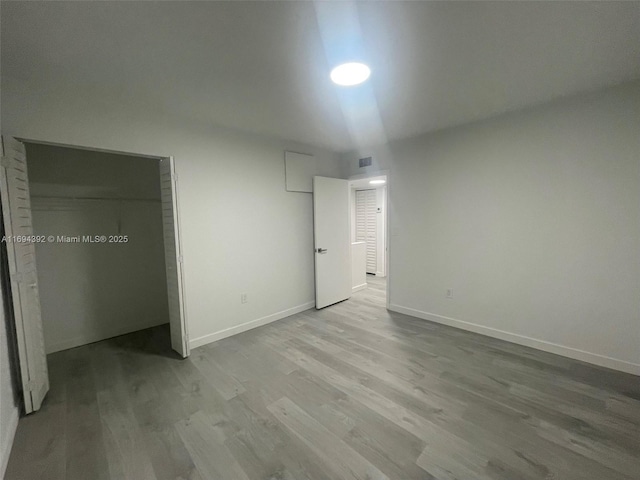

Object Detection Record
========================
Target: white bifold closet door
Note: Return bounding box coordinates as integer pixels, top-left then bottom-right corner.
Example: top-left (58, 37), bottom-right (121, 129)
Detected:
top-left (355, 189), bottom-right (377, 274)
top-left (0, 136), bottom-right (49, 413)
top-left (159, 157), bottom-right (189, 358)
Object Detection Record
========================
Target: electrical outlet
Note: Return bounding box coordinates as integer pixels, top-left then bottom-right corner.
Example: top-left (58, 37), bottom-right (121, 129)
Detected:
top-left (241, 293), bottom-right (248, 304)
top-left (446, 289), bottom-right (453, 299)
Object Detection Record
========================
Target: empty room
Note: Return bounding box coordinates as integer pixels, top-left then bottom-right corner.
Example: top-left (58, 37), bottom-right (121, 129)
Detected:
top-left (1, 1), bottom-right (639, 479)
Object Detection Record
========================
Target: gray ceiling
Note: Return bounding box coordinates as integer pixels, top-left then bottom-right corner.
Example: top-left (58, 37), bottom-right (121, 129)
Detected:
top-left (2, 1), bottom-right (640, 152)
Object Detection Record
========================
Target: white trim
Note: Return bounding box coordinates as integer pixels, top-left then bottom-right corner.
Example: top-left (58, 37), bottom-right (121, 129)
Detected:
top-left (385, 176), bottom-right (390, 310)
top-left (45, 319), bottom-right (167, 353)
top-left (189, 301), bottom-right (315, 349)
top-left (388, 304), bottom-right (640, 376)
top-left (347, 169), bottom-right (390, 182)
top-left (1, 407), bottom-right (19, 478)
top-left (16, 137), bottom-right (165, 159)
top-left (352, 283), bottom-right (367, 293)
top-left (167, 155), bottom-right (191, 358)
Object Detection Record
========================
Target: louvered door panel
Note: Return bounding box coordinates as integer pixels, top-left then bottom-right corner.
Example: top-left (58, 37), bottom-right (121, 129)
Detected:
top-left (159, 157), bottom-right (189, 357)
top-left (0, 135), bottom-right (49, 413)
top-left (355, 190), bottom-right (367, 242)
top-left (355, 189), bottom-right (377, 274)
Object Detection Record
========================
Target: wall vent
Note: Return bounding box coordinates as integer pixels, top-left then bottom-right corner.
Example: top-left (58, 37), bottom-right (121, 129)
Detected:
top-left (358, 157), bottom-right (372, 168)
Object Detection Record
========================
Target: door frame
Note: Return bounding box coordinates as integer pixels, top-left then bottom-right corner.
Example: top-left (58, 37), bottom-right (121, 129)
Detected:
top-left (9, 137), bottom-right (190, 356)
top-left (348, 170), bottom-right (390, 309)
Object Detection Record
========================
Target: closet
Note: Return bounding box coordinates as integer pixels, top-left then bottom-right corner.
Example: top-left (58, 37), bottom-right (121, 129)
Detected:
top-left (26, 143), bottom-right (170, 353)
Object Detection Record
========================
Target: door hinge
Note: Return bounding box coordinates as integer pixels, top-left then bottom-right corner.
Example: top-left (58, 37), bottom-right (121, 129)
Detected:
top-left (171, 172), bottom-right (178, 181)
top-left (25, 379), bottom-right (37, 392)
top-left (178, 255), bottom-right (183, 264)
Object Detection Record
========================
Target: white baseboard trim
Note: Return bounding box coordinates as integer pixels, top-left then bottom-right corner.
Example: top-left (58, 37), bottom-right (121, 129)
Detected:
top-left (190, 301), bottom-right (316, 349)
top-left (352, 283), bottom-right (367, 293)
top-left (389, 304), bottom-right (640, 376)
top-left (46, 319), bottom-right (168, 353)
top-left (1, 407), bottom-right (19, 478)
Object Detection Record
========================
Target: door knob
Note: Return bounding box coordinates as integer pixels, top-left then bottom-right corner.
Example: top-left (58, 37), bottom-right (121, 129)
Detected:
top-left (316, 248), bottom-right (328, 254)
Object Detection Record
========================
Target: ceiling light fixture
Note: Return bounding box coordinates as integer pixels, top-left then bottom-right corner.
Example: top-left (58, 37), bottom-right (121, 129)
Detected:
top-left (330, 62), bottom-right (371, 86)
top-left (369, 179), bottom-right (386, 185)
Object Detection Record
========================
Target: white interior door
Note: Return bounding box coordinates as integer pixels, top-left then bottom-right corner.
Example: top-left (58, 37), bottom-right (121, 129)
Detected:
top-left (313, 176), bottom-right (351, 309)
top-left (355, 189), bottom-right (377, 274)
top-left (159, 157), bottom-right (189, 357)
top-left (0, 136), bottom-right (49, 413)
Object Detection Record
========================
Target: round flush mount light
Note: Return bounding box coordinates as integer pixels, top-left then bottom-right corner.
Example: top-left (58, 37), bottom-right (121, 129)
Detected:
top-left (330, 62), bottom-right (371, 86)
top-left (369, 179), bottom-right (386, 185)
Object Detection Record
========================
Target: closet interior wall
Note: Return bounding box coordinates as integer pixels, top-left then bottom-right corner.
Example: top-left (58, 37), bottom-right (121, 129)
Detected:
top-left (26, 143), bottom-right (170, 353)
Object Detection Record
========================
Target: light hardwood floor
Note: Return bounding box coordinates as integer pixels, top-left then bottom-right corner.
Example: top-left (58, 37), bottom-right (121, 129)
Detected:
top-left (6, 275), bottom-right (640, 479)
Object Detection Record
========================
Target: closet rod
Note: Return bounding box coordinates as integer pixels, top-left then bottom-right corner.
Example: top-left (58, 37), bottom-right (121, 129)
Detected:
top-left (30, 195), bottom-right (161, 203)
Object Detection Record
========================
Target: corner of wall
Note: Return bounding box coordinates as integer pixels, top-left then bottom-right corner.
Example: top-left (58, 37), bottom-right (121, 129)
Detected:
top-left (0, 407), bottom-right (19, 477)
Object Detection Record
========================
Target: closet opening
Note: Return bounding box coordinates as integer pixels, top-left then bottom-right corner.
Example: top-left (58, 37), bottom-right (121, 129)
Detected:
top-left (22, 141), bottom-right (188, 359)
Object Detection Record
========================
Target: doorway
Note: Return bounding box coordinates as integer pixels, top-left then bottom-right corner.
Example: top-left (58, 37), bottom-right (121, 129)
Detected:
top-left (311, 173), bottom-right (390, 310)
top-left (27, 143), bottom-right (170, 354)
top-left (349, 174), bottom-right (388, 302)
top-left (0, 136), bottom-right (188, 414)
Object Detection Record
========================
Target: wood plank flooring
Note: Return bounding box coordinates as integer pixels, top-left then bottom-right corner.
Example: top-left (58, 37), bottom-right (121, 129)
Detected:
top-left (6, 275), bottom-right (640, 479)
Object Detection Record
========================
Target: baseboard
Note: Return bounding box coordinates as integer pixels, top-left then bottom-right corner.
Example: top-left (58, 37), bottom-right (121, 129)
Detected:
top-left (46, 319), bottom-right (168, 353)
top-left (190, 301), bottom-right (316, 349)
top-left (352, 283), bottom-right (367, 293)
top-left (389, 304), bottom-right (640, 376)
top-left (1, 406), bottom-right (19, 478)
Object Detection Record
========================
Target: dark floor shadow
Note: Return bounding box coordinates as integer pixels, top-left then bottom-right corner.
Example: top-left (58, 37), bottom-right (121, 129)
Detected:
top-left (47, 323), bottom-right (183, 361)
top-left (97, 323), bottom-right (184, 360)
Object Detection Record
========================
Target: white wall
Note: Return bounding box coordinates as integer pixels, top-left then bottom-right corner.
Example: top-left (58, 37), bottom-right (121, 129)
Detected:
top-left (351, 242), bottom-right (367, 292)
top-left (1, 92), bottom-right (343, 350)
top-left (27, 144), bottom-right (170, 353)
top-left (341, 81), bottom-right (640, 374)
top-left (0, 271), bottom-right (19, 477)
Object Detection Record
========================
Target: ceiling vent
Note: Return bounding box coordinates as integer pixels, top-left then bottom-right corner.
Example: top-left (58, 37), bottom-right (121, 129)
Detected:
top-left (359, 157), bottom-right (372, 168)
